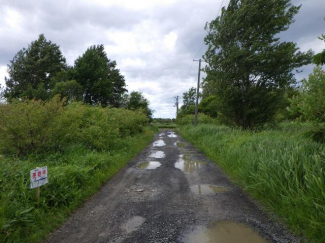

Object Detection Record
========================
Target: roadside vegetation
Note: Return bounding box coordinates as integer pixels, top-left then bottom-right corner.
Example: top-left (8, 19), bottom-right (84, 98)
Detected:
top-left (0, 35), bottom-right (155, 242)
top-left (177, 1), bottom-right (325, 242)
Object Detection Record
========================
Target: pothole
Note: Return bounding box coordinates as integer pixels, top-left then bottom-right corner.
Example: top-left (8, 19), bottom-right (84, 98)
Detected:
top-left (174, 154), bottom-right (206, 174)
top-left (137, 161), bottom-right (162, 170)
top-left (121, 216), bottom-right (145, 234)
top-left (181, 221), bottom-right (269, 243)
top-left (190, 184), bottom-right (228, 195)
top-left (167, 132), bottom-right (177, 138)
top-left (153, 139), bottom-right (166, 147)
top-left (148, 150), bottom-right (165, 158)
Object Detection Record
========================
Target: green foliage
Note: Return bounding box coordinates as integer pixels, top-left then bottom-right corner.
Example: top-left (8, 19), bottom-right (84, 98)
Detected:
top-left (51, 80), bottom-right (83, 102)
top-left (73, 45), bottom-right (127, 107)
top-left (0, 97), bottom-right (154, 242)
top-left (0, 96), bottom-right (148, 156)
top-left (122, 91), bottom-right (153, 120)
top-left (304, 126), bottom-right (325, 143)
top-left (179, 123), bottom-right (325, 242)
top-left (4, 34), bottom-right (67, 101)
top-left (198, 95), bottom-right (218, 118)
top-left (0, 128), bottom-right (155, 243)
top-left (288, 67), bottom-right (325, 122)
top-left (204, 0), bottom-right (313, 129)
top-left (177, 113), bottom-right (215, 125)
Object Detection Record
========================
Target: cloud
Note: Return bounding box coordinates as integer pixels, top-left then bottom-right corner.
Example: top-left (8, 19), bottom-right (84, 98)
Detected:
top-left (0, 0), bottom-right (323, 117)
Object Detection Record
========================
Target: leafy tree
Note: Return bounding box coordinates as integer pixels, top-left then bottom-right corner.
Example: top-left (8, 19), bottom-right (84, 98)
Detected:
top-left (313, 20), bottom-right (325, 66)
top-left (123, 91), bottom-right (153, 120)
top-left (4, 34), bottom-right (67, 101)
top-left (182, 87), bottom-right (196, 109)
top-left (51, 80), bottom-right (83, 102)
top-left (73, 45), bottom-right (127, 107)
top-left (204, 0), bottom-right (313, 129)
top-left (199, 95), bottom-right (218, 118)
top-left (288, 67), bottom-right (325, 122)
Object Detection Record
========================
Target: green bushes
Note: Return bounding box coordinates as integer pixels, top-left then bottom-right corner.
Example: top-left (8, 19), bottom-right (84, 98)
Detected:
top-left (0, 97), bottom-right (148, 155)
top-left (176, 113), bottom-right (215, 125)
top-left (0, 97), bottom-right (154, 242)
top-left (179, 123), bottom-right (325, 243)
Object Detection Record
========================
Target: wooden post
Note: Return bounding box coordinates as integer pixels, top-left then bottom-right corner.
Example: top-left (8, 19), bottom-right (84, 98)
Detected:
top-left (36, 167), bottom-right (40, 205)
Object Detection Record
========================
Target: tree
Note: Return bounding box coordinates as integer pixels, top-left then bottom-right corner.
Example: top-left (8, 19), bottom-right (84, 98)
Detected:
top-left (204, 0), bottom-right (313, 129)
top-left (73, 45), bottom-right (127, 107)
top-left (4, 34), bottom-right (67, 101)
top-left (123, 91), bottom-right (153, 120)
top-left (177, 87), bottom-right (197, 118)
top-left (199, 95), bottom-right (218, 118)
top-left (313, 19), bottom-right (325, 66)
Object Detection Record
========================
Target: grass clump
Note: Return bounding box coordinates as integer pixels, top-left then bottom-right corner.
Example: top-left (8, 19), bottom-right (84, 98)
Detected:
top-left (0, 97), bottom-right (156, 243)
top-left (179, 122), bottom-right (325, 243)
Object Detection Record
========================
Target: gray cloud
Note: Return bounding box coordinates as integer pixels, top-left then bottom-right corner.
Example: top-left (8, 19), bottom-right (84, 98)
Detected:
top-left (0, 0), bottom-right (324, 118)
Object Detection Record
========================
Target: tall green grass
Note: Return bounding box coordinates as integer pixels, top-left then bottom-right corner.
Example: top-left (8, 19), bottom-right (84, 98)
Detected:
top-left (0, 97), bottom-right (157, 242)
top-left (179, 123), bottom-right (325, 243)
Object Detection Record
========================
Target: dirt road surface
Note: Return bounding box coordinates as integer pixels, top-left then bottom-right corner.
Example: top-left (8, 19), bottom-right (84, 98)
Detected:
top-left (47, 129), bottom-right (299, 243)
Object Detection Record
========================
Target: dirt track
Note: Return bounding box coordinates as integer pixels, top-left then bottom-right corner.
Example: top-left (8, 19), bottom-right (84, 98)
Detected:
top-left (47, 129), bottom-right (299, 243)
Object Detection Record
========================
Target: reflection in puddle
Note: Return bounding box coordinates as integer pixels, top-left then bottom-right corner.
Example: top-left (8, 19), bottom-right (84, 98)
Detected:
top-left (159, 133), bottom-right (165, 137)
top-left (190, 184), bottom-right (228, 195)
top-left (175, 154), bottom-right (206, 174)
top-left (121, 216), bottom-right (145, 234)
top-left (138, 161), bottom-right (162, 169)
top-left (167, 132), bottom-right (177, 138)
top-left (148, 150), bottom-right (165, 158)
top-left (176, 142), bottom-right (187, 147)
top-left (153, 139), bottom-right (166, 147)
top-left (182, 221), bottom-right (269, 243)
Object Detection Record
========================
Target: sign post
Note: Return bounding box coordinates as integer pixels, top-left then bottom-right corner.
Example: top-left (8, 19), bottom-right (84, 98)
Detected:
top-left (30, 166), bottom-right (48, 204)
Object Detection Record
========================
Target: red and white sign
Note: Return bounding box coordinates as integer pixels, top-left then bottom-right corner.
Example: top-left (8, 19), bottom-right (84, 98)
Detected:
top-left (30, 166), bottom-right (48, 189)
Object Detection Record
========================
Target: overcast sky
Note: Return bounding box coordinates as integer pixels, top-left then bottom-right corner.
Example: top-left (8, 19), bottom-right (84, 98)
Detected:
top-left (0, 0), bottom-right (324, 118)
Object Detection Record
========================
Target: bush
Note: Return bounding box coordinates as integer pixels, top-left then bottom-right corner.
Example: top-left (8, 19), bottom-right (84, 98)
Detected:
top-left (176, 113), bottom-right (215, 125)
top-left (0, 97), bottom-right (149, 156)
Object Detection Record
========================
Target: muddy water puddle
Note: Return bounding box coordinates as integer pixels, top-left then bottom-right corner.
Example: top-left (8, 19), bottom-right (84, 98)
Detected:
top-left (175, 154), bottom-right (206, 174)
top-left (148, 150), bottom-right (165, 158)
top-left (190, 184), bottom-right (228, 195)
top-left (182, 221), bottom-right (269, 243)
top-left (137, 161), bottom-right (161, 170)
top-left (159, 132), bottom-right (165, 137)
top-left (121, 216), bottom-right (145, 234)
top-left (167, 132), bottom-right (177, 138)
top-left (153, 139), bottom-right (166, 147)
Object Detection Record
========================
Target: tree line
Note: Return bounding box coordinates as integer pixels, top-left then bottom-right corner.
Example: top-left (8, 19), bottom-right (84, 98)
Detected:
top-left (0, 34), bottom-right (152, 119)
top-left (178, 0), bottom-right (324, 131)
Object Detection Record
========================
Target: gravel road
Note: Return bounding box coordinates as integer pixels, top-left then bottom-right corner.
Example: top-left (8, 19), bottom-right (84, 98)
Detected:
top-left (46, 129), bottom-right (300, 243)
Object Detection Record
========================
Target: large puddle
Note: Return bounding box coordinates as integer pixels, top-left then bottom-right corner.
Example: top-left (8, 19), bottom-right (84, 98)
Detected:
top-left (121, 216), bottom-right (145, 234)
top-left (174, 154), bottom-right (206, 174)
top-left (153, 139), bottom-right (166, 147)
top-left (167, 132), bottom-right (177, 138)
top-left (182, 221), bottom-right (269, 243)
top-left (190, 184), bottom-right (228, 195)
top-left (148, 150), bottom-right (165, 158)
top-left (138, 161), bottom-right (162, 170)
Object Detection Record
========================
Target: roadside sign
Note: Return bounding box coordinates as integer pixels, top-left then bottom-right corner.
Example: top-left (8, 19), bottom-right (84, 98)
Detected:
top-left (30, 166), bottom-right (48, 189)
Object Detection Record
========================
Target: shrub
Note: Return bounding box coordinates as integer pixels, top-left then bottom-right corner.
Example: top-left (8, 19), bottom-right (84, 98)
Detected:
top-left (176, 113), bottom-right (215, 125)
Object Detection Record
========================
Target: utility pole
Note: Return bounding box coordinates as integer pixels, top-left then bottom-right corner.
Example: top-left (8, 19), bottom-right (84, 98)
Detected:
top-left (193, 59), bottom-right (201, 126)
top-left (174, 96), bottom-right (179, 118)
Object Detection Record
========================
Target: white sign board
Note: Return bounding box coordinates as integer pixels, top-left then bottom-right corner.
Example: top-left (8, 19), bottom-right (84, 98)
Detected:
top-left (30, 166), bottom-right (48, 189)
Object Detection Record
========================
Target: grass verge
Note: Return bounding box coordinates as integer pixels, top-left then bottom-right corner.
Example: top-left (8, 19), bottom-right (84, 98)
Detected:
top-left (178, 122), bottom-right (325, 243)
top-left (0, 126), bottom-right (156, 243)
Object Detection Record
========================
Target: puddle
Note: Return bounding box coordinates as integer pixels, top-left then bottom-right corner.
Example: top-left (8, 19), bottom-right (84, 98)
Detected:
top-left (182, 221), bottom-right (269, 243)
top-left (175, 154), bottom-right (206, 174)
top-left (138, 161), bottom-right (162, 170)
top-left (121, 216), bottom-right (145, 234)
top-left (167, 132), bottom-right (177, 138)
top-left (159, 132), bottom-right (165, 137)
top-left (190, 184), bottom-right (228, 195)
top-left (153, 139), bottom-right (166, 147)
top-left (148, 150), bottom-right (165, 158)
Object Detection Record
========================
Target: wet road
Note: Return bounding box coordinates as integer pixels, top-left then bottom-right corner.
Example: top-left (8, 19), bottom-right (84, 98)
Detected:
top-left (47, 129), bottom-right (299, 243)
